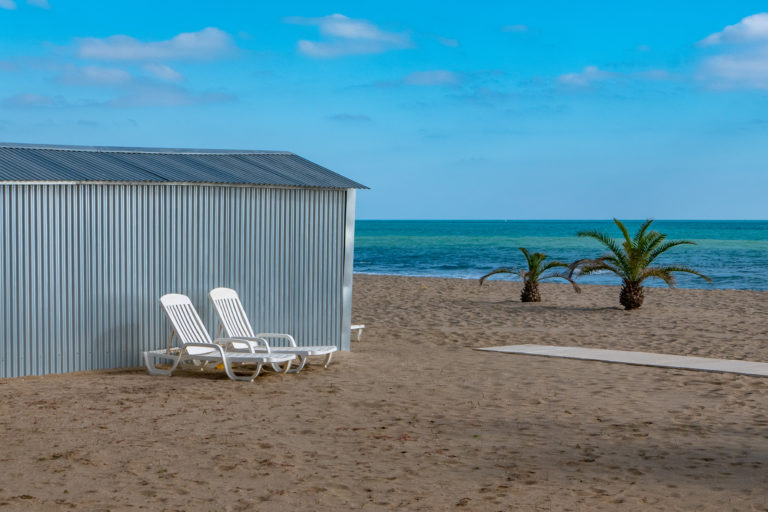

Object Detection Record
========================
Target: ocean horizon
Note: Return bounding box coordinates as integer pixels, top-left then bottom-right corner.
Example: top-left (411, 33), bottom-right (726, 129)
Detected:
top-left (354, 220), bottom-right (768, 291)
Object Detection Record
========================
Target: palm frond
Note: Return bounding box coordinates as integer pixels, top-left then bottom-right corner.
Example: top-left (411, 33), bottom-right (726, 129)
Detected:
top-left (613, 218), bottom-right (632, 245)
top-left (566, 257), bottom-right (607, 278)
top-left (577, 230), bottom-right (628, 267)
top-left (545, 272), bottom-right (582, 293)
top-left (540, 260), bottom-right (569, 273)
top-left (579, 261), bottom-right (620, 276)
top-left (640, 267), bottom-right (677, 287)
top-left (655, 265), bottom-right (712, 283)
top-left (632, 219), bottom-right (655, 245)
top-left (479, 267), bottom-right (519, 286)
top-left (519, 247), bottom-right (533, 264)
top-left (639, 231), bottom-right (666, 255)
top-left (646, 240), bottom-right (695, 265)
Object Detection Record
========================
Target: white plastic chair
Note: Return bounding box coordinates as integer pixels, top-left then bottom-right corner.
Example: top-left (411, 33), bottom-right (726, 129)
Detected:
top-left (209, 287), bottom-right (338, 373)
top-left (143, 293), bottom-right (296, 382)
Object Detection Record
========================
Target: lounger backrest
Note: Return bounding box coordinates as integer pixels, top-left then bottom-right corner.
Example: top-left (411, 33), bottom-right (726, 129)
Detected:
top-left (160, 293), bottom-right (214, 345)
top-left (209, 287), bottom-right (256, 338)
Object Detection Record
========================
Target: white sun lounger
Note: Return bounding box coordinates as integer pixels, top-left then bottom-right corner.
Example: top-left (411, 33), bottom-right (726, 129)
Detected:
top-left (209, 287), bottom-right (338, 373)
top-left (143, 293), bottom-right (296, 382)
top-left (351, 324), bottom-right (365, 341)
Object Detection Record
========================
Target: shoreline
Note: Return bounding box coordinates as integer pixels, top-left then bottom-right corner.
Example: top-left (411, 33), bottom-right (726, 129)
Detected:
top-left (353, 271), bottom-right (768, 293)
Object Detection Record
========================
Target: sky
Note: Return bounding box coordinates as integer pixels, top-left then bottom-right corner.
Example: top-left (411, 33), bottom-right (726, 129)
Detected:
top-left (1, 1), bottom-right (768, 220)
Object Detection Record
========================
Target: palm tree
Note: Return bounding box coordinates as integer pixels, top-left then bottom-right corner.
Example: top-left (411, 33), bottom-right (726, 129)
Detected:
top-left (578, 219), bottom-right (711, 310)
top-left (479, 247), bottom-right (583, 302)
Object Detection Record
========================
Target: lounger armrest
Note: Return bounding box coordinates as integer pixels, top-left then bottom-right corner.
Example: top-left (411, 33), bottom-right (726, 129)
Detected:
top-left (215, 337), bottom-right (271, 354)
top-left (254, 333), bottom-right (297, 347)
top-left (181, 342), bottom-right (226, 357)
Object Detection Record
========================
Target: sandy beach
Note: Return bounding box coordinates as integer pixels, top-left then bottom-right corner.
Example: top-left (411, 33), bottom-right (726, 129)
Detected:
top-left (2, 274), bottom-right (768, 511)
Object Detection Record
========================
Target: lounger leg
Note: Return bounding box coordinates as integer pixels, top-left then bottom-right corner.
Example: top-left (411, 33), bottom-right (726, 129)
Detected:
top-left (323, 352), bottom-right (333, 369)
top-left (222, 361), bottom-right (263, 382)
top-left (144, 351), bottom-right (181, 377)
top-left (271, 356), bottom-right (303, 374)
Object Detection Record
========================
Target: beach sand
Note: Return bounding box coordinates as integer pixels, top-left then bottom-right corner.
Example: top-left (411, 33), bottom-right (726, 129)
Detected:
top-left (2, 274), bottom-right (768, 511)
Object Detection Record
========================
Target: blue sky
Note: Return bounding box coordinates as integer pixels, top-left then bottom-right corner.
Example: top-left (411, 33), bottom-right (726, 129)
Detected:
top-left (1, 1), bottom-right (767, 219)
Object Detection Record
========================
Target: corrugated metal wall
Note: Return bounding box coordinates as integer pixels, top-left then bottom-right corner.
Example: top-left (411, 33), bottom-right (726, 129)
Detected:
top-left (0, 183), bottom-right (353, 378)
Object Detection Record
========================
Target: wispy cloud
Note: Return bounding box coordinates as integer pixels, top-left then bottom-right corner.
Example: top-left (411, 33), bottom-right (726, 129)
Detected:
top-left (403, 70), bottom-right (462, 86)
top-left (700, 50), bottom-right (768, 89)
top-left (2, 84), bottom-right (232, 108)
top-left (558, 66), bottom-right (617, 87)
top-left (698, 13), bottom-right (768, 89)
top-left (75, 27), bottom-right (235, 61)
top-left (1, 0), bottom-right (50, 10)
top-left (449, 86), bottom-right (512, 106)
top-left (142, 63), bottom-right (183, 82)
top-left (438, 36), bottom-right (459, 47)
top-left (329, 113), bottom-right (371, 122)
top-left (107, 83), bottom-right (235, 107)
top-left (3, 93), bottom-right (70, 107)
top-left (557, 65), bottom-right (672, 87)
top-left (286, 14), bottom-right (412, 58)
top-left (55, 65), bottom-right (132, 86)
top-left (699, 13), bottom-right (768, 46)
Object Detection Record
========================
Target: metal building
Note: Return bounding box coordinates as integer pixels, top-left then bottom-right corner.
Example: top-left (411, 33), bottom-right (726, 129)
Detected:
top-left (0, 142), bottom-right (366, 378)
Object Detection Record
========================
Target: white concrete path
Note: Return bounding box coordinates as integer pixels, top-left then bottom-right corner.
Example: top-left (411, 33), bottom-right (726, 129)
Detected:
top-left (476, 344), bottom-right (768, 377)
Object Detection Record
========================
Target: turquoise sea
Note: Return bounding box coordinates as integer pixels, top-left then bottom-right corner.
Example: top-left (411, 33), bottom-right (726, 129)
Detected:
top-left (354, 220), bottom-right (768, 291)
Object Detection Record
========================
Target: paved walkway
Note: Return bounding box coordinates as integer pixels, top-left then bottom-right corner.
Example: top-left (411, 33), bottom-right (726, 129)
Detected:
top-left (476, 344), bottom-right (768, 377)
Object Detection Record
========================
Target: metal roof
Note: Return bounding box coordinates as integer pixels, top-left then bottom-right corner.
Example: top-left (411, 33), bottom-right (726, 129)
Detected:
top-left (0, 142), bottom-right (367, 189)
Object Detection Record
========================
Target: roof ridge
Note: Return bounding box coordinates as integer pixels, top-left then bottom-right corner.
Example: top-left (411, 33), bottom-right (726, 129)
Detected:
top-left (0, 142), bottom-right (293, 156)
top-left (0, 142), bottom-right (368, 189)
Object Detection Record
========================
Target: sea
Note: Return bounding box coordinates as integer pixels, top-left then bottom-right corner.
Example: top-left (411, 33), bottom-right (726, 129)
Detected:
top-left (353, 220), bottom-right (768, 291)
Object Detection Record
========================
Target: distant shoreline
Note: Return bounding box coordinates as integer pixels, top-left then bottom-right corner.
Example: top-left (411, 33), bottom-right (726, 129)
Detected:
top-left (352, 272), bottom-right (768, 293)
top-left (356, 219), bottom-right (768, 222)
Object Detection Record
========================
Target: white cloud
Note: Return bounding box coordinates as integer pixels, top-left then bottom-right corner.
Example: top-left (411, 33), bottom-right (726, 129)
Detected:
top-left (27, 0), bottom-right (49, 8)
top-left (558, 66), bottom-right (617, 86)
top-left (403, 70), bottom-right (462, 86)
top-left (700, 13), bottom-right (768, 46)
top-left (286, 14), bottom-right (412, 57)
top-left (701, 50), bottom-right (768, 89)
top-left (56, 65), bottom-right (132, 85)
top-left (287, 13), bottom-right (406, 43)
top-left (296, 40), bottom-right (392, 58)
top-left (697, 13), bottom-right (768, 89)
top-left (0, 0), bottom-right (17, 9)
top-left (76, 27), bottom-right (235, 61)
top-left (143, 63), bottom-right (183, 82)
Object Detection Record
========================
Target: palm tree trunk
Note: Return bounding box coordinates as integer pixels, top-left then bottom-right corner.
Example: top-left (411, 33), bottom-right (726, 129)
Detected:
top-left (620, 280), bottom-right (644, 310)
top-left (521, 281), bottom-right (541, 302)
